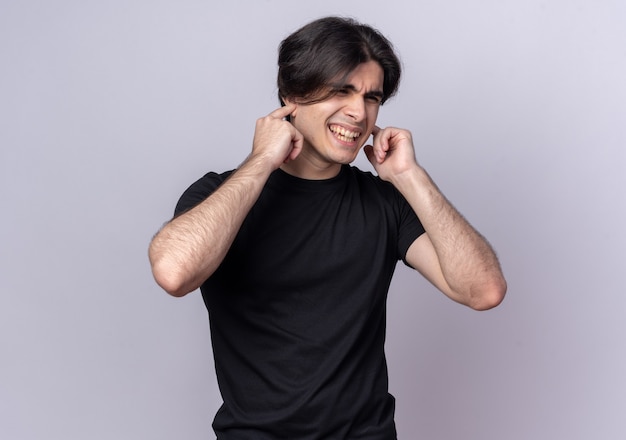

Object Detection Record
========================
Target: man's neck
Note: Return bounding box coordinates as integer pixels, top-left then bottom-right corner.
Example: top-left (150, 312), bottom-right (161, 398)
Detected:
top-left (280, 156), bottom-right (343, 180)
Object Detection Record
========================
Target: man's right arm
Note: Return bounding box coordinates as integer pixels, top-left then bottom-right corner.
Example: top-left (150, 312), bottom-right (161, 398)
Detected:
top-left (148, 104), bottom-right (301, 297)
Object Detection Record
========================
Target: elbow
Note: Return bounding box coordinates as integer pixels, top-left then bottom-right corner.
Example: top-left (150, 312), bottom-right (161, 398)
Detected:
top-left (149, 251), bottom-right (194, 298)
top-left (468, 276), bottom-right (507, 311)
top-left (151, 261), bottom-right (190, 297)
top-left (156, 275), bottom-right (191, 298)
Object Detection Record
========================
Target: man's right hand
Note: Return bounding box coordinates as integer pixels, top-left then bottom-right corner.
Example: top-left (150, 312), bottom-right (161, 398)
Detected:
top-left (149, 104), bottom-right (304, 297)
top-left (251, 104), bottom-right (304, 169)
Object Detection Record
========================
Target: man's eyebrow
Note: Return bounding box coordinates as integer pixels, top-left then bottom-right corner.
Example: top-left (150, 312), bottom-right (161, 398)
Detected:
top-left (365, 90), bottom-right (384, 99)
top-left (334, 83), bottom-right (384, 98)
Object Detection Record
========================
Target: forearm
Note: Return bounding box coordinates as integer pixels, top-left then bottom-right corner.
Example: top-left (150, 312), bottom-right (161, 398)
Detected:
top-left (393, 166), bottom-right (507, 308)
top-left (149, 154), bottom-right (274, 296)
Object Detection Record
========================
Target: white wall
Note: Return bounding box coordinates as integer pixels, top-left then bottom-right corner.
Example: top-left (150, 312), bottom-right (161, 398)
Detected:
top-left (1, 1), bottom-right (624, 439)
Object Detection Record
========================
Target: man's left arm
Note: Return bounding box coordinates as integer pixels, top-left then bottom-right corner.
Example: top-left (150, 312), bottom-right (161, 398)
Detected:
top-left (364, 126), bottom-right (507, 310)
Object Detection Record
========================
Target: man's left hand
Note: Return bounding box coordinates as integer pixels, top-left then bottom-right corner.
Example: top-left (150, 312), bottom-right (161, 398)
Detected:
top-left (363, 125), bottom-right (419, 183)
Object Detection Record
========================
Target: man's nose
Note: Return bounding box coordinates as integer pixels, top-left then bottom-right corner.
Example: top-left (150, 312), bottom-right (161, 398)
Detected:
top-left (344, 95), bottom-right (366, 121)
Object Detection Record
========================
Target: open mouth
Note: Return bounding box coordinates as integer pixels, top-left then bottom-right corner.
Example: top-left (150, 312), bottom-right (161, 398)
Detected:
top-left (329, 124), bottom-right (361, 143)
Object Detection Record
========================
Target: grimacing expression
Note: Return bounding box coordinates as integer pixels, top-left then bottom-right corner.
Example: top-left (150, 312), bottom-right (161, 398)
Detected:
top-left (287, 61), bottom-right (384, 168)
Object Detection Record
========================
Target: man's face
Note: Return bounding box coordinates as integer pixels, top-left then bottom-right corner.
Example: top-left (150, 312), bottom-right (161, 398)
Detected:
top-left (288, 61), bottom-right (384, 172)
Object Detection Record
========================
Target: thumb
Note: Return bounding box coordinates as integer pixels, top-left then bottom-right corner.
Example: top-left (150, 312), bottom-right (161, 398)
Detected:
top-left (363, 145), bottom-right (377, 166)
top-left (285, 126), bottom-right (304, 162)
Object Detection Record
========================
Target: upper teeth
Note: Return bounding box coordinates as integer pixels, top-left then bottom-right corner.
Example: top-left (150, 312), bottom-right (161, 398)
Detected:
top-left (330, 125), bottom-right (360, 139)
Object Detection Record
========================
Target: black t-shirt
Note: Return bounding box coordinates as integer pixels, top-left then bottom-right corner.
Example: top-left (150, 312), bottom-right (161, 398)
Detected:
top-left (175, 165), bottom-right (425, 439)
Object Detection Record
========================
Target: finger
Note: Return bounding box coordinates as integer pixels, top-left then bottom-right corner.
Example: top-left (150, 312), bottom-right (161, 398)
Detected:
top-left (363, 145), bottom-right (377, 166)
top-left (269, 103), bottom-right (296, 120)
top-left (288, 128), bottom-right (304, 161)
top-left (372, 127), bottom-right (389, 162)
top-left (372, 125), bottom-right (388, 146)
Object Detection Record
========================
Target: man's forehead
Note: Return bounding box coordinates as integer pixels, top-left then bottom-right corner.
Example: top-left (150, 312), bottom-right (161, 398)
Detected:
top-left (333, 62), bottom-right (384, 91)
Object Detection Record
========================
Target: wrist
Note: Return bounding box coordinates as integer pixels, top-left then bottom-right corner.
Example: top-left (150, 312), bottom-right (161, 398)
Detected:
top-left (241, 152), bottom-right (279, 178)
top-left (390, 164), bottom-right (429, 192)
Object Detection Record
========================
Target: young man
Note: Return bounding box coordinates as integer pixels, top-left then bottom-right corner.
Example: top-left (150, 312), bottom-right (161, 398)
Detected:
top-left (149, 16), bottom-right (506, 439)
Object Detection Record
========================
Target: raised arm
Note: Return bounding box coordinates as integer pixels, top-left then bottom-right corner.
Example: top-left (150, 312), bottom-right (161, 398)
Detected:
top-left (364, 126), bottom-right (506, 310)
top-left (149, 105), bottom-right (302, 297)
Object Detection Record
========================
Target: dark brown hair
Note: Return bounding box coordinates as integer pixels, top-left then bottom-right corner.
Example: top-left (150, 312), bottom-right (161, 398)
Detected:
top-left (277, 16), bottom-right (401, 106)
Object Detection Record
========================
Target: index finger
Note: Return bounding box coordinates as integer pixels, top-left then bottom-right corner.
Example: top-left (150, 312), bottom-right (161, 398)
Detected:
top-left (269, 103), bottom-right (296, 120)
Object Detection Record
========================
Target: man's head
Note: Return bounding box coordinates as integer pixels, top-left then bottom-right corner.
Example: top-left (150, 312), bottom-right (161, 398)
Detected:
top-left (277, 16), bottom-right (401, 106)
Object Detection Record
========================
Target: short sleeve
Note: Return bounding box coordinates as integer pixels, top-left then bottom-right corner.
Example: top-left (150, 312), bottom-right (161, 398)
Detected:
top-left (174, 170), bottom-right (234, 217)
top-left (396, 192), bottom-right (425, 267)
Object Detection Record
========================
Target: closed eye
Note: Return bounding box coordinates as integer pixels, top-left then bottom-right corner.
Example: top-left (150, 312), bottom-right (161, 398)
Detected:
top-left (330, 84), bottom-right (383, 104)
top-left (334, 87), bottom-right (351, 96)
top-left (366, 94), bottom-right (383, 104)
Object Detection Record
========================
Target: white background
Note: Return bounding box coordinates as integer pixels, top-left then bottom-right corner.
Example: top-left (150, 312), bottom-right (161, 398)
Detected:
top-left (1, 1), bottom-right (625, 439)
